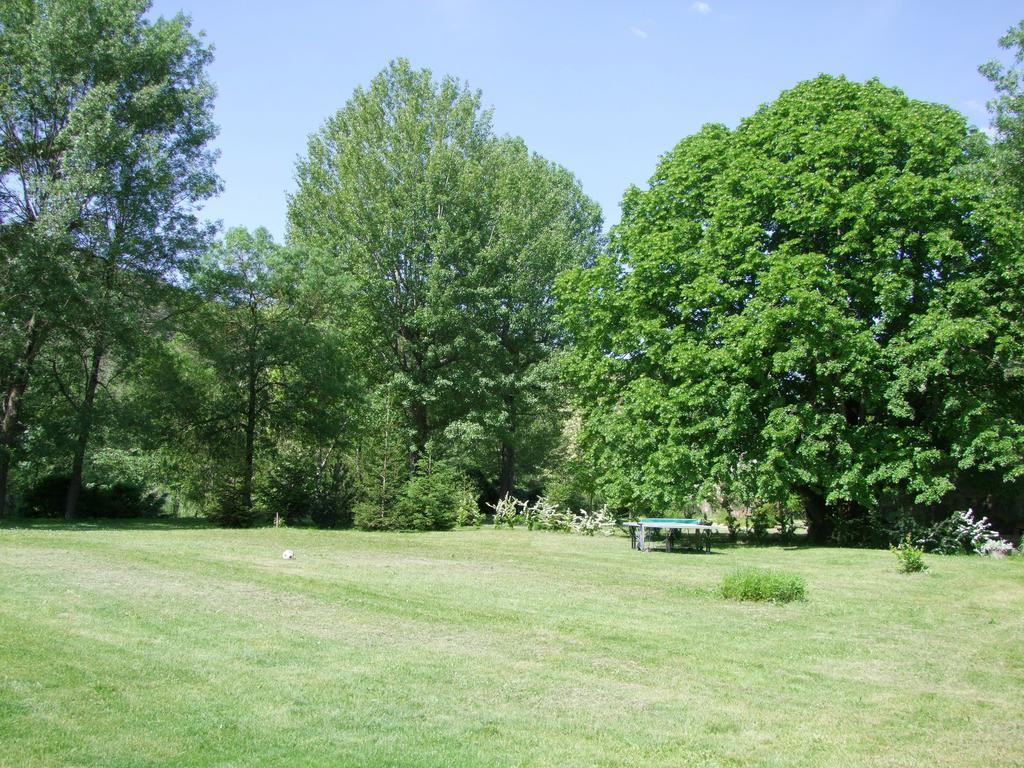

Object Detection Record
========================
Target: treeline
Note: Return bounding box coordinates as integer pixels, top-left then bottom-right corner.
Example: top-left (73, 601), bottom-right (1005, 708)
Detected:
top-left (2, 1), bottom-right (1023, 544)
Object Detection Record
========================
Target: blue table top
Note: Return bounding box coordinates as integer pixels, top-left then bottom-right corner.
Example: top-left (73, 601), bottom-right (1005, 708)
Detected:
top-left (639, 518), bottom-right (703, 524)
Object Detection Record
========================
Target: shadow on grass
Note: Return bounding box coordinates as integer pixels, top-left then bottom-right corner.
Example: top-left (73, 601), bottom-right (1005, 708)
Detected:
top-left (0, 515), bottom-right (214, 532)
top-left (662, 548), bottom-right (728, 556)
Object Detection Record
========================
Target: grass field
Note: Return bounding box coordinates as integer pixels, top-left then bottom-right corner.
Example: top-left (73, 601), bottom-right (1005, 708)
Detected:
top-left (0, 523), bottom-right (1021, 767)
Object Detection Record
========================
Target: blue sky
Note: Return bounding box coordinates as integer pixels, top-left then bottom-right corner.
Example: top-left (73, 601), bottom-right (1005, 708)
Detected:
top-left (148, 0), bottom-right (1022, 241)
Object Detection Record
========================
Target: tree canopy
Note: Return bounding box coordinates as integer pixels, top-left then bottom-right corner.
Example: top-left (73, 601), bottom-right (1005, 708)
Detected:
top-left (289, 59), bottom-right (601, 518)
top-left (2, 5), bottom-right (1023, 542)
top-left (0, 0), bottom-right (218, 517)
top-left (558, 75), bottom-right (1024, 542)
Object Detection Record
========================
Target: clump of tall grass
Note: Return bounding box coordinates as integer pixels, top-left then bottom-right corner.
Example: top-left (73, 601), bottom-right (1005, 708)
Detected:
top-left (721, 568), bottom-right (806, 603)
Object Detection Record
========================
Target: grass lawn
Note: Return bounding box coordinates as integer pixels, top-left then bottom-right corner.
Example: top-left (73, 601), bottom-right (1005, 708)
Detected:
top-left (0, 523), bottom-right (1021, 767)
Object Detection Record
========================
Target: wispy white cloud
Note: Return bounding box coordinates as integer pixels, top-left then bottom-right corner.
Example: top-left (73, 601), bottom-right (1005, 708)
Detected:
top-left (630, 26), bottom-right (648, 39)
top-left (691, 1), bottom-right (711, 14)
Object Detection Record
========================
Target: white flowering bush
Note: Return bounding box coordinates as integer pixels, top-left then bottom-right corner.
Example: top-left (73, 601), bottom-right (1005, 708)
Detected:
top-left (488, 495), bottom-right (611, 535)
top-left (488, 495), bottom-right (523, 528)
top-left (917, 509), bottom-right (1008, 555)
top-left (571, 505), bottom-right (615, 536)
top-left (454, 486), bottom-right (483, 527)
top-left (979, 537), bottom-right (1015, 559)
top-left (531, 496), bottom-right (572, 532)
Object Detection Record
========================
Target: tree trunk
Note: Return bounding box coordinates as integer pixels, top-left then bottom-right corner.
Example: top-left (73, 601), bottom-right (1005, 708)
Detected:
top-left (242, 361), bottom-right (258, 515)
top-left (800, 487), bottom-right (833, 544)
top-left (498, 395), bottom-right (517, 498)
top-left (65, 340), bottom-right (105, 521)
top-left (0, 451), bottom-right (10, 520)
top-left (409, 400), bottom-right (429, 471)
top-left (0, 314), bottom-right (46, 519)
top-left (499, 442), bottom-right (515, 499)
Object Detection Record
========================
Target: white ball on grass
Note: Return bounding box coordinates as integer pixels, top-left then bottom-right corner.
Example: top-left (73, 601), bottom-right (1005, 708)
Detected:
top-left (282, 549), bottom-right (294, 560)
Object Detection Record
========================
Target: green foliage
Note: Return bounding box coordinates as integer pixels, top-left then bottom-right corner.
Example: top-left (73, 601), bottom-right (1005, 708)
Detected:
top-left (261, 449), bottom-right (357, 529)
top-left (891, 535), bottom-right (928, 573)
top-left (749, 504), bottom-right (774, 543)
top-left (981, 20), bottom-right (1024, 207)
top-left (540, 412), bottom-right (604, 513)
top-left (0, 0), bottom-right (219, 518)
top-left (721, 568), bottom-right (807, 603)
top-left (776, 501), bottom-right (799, 542)
top-left (558, 75), bottom-right (1024, 543)
top-left (392, 463), bottom-right (470, 531)
top-left (20, 474), bottom-right (164, 519)
top-left (134, 227), bottom-right (357, 523)
top-left (352, 501), bottom-right (392, 532)
top-left (207, 483), bottom-right (258, 528)
top-left (724, 509), bottom-right (741, 542)
top-left (289, 59), bottom-right (600, 500)
top-left (354, 460), bottom-right (475, 532)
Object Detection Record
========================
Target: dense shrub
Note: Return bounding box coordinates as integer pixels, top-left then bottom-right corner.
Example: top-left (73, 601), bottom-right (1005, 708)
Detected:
top-left (392, 467), bottom-right (461, 531)
top-left (775, 501), bottom-right (799, 542)
top-left (748, 503), bottom-right (774, 543)
top-left (262, 452), bottom-right (357, 529)
top-left (891, 535), bottom-right (928, 573)
top-left (454, 486), bottom-right (483, 527)
top-left (353, 500), bottom-right (394, 531)
top-left (570, 505), bottom-right (615, 535)
top-left (724, 509), bottom-right (741, 542)
top-left (20, 474), bottom-right (165, 519)
top-left (207, 485), bottom-right (256, 528)
top-left (916, 509), bottom-right (1007, 555)
top-left (354, 462), bottom-right (475, 531)
top-left (721, 568), bottom-right (806, 603)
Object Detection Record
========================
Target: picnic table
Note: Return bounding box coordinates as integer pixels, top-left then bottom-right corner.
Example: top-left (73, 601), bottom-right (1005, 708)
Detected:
top-left (624, 518), bottom-right (715, 553)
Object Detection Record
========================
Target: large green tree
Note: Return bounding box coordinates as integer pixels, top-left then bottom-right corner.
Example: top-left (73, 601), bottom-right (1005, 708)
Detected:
top-left (0, 0), bottom-right (218, 517)
top-left (466, 138), bottom-right (601, 496)
top-left (289, 60), bottom-right (493, 470)
top-left (559, 75), bottom-right (1024, 542)
top-left (289, 60), bottom-right (600, 499)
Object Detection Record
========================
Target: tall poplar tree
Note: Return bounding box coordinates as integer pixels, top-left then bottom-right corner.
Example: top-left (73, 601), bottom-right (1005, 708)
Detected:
top-left (289, 60), bottom-right (600, 500)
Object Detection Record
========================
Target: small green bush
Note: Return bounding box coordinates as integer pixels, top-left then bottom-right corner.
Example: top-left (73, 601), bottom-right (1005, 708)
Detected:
top-left (891, 535), bottom-right (928, 573)
top-left (353, 500), bottom-right (395, 531)
top-left (207, 485), bottom-right (257, 528)
top-left (721, 568), bottom-right (806, 603)
top-left (454, 486), bottom-right (483, 527)
top-left (748, 504), bottom-right (774, 543)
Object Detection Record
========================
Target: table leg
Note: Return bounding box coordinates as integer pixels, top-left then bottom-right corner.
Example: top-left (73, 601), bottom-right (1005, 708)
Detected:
top-left (666, 529), bottom-right (673, 553)
top-left (638, 525), bottom-right (647, 552)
